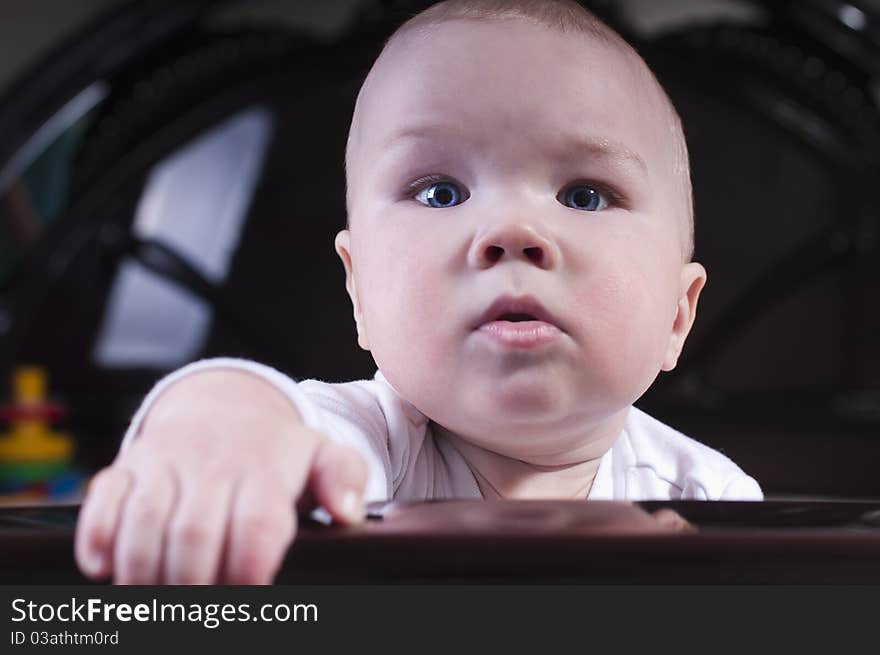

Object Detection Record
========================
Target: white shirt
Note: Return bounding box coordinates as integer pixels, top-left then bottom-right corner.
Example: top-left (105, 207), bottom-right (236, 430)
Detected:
top-left (122, 358), bottom-right (763, 502)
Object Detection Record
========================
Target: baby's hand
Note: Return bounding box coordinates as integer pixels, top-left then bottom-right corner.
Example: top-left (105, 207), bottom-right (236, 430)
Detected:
top-left (74, 370), bottom-right (367, 584)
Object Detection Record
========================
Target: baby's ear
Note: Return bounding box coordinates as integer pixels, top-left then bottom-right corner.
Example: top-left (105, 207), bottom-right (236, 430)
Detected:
top-left (661, 262), bottom-right (707, 371)
top-left (334, 230), bottom-right (370, 351)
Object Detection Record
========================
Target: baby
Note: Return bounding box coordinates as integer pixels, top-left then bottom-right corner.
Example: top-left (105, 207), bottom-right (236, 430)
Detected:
top-left (75, 0), bottom-right (762, 584)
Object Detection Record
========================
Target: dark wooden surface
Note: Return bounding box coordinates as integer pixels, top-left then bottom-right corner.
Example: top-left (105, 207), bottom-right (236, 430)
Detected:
top-left (4, 500), bottom-right (880, 583)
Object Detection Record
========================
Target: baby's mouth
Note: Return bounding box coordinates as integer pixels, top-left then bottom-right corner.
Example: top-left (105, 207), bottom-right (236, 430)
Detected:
top-left (474, 296), bottom-right (565, 348)
top-left (496, 312), bottom-right (539, 322)
top-left (475, 295), bottom-right (563, 331)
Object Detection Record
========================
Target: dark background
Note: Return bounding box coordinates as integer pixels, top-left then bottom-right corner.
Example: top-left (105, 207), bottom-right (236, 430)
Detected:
top-left (0, 0), bottom-right (878, 499)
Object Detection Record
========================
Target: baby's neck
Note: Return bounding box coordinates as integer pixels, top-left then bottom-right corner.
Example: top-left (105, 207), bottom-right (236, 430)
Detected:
top-left (434, 409), bottom-right (628, 500)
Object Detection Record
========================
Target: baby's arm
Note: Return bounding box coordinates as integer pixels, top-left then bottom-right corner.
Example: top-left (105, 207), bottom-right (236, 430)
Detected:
top-left (74, 366), bottom-right (368, 584)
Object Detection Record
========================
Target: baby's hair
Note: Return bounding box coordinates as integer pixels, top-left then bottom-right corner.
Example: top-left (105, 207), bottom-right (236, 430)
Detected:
top-left (395, 0), bottom-right (629, 43)
top-left (345, 0), bottom-right (695, 261)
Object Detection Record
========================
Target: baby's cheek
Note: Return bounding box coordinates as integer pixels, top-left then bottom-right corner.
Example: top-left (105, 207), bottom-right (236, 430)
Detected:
top-left (361, 259), bottom-right (455, 384)
top-left (570, 269), bottom-right (671, 401)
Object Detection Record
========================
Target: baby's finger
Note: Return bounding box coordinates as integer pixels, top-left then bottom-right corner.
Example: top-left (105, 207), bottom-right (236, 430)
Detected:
top-left (223, 478), bottom-right (296, 584)
top-left (113, 463), bottom-right (177, 584)
top-left (75, 467), bottom-right (132, 580)
top-left (163, 478), bottom-right (235, 584)
top-left (295, 484), bottom-right (317, 516)
top-left (309, 440), bottom-right (368, 524)
top-left (651, 508), bottom-right (697, 533)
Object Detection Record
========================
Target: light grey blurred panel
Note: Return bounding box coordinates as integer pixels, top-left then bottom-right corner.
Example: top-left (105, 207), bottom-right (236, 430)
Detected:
top-left (92, 259), bottom-right (211, 369)
top-left (619, 0), bottom-right (763, 35)
top-left (0, 82), bottom-right (108, 194)
top-left (132, 108), bottom-right (274, 284)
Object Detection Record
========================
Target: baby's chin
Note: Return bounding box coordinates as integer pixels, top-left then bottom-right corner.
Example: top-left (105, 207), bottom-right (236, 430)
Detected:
top-left (425, 373), bottom-right (605, 435)
top-left (382, 354), bottom-right (636, 441)
top-left (431, 403), bottom-right (625, 464)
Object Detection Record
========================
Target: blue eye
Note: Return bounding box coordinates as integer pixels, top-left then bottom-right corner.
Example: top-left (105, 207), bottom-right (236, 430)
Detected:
top-left (414, 181), bottom-right (466, 208)
top-left (560, 185), bottom-right (608, 211)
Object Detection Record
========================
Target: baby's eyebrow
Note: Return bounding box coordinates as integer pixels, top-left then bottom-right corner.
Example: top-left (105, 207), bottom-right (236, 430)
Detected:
top-left (558, 134), bottom-right (648, 177)
top-left (381, 124), bottom-right (472, 151)
top-left (381, 124), bottom-right (648, 177)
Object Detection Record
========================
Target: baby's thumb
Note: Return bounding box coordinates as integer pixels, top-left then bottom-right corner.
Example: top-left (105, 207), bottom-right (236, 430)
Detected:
top-left (309, 439), bottom-right (368, 524)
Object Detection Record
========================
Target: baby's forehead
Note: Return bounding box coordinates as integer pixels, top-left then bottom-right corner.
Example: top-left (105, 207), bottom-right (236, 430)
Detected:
top-left (380, 17), bottom-right (648, 90)
top-left (349, 18), bottom-right (664, 164)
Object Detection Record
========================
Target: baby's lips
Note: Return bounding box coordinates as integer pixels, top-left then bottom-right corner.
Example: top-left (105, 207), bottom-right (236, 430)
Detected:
top-left (474, 294), bottom-right (564, 331)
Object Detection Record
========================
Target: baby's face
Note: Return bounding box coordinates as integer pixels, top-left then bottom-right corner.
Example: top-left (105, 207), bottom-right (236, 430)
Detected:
top-left (337, 19), bottom-right (705, 458)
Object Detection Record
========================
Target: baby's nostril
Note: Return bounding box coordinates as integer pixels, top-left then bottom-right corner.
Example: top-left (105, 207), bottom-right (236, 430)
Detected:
top-left (486, 245), bottom-right (504, 263)
top-left (523, 247), bottom-right (543, 265)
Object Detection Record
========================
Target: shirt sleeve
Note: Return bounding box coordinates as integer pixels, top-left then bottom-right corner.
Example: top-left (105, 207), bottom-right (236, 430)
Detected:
top-left (118, 357), bottom-right (394, 501)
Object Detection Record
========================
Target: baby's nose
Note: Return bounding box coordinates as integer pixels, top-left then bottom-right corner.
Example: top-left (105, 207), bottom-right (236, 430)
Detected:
top-left (468, 224), bottom-right (559, 270)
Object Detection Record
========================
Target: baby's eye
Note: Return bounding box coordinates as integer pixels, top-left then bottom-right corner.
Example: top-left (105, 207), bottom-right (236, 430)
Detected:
top-left (414, 181), bottom-right (467, 208)
top-left (559, 184), bottom-right (608, 212)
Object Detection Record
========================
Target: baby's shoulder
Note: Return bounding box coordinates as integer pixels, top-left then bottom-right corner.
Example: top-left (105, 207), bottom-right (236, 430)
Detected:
top-left (298, 374), bottom-right (437, 501)
top-left (622, 407), bottom-right (761, 500)
top-left (298, 377), bottom-right (384, 417)
top-left (298, 373), bottom-right (428, 435)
